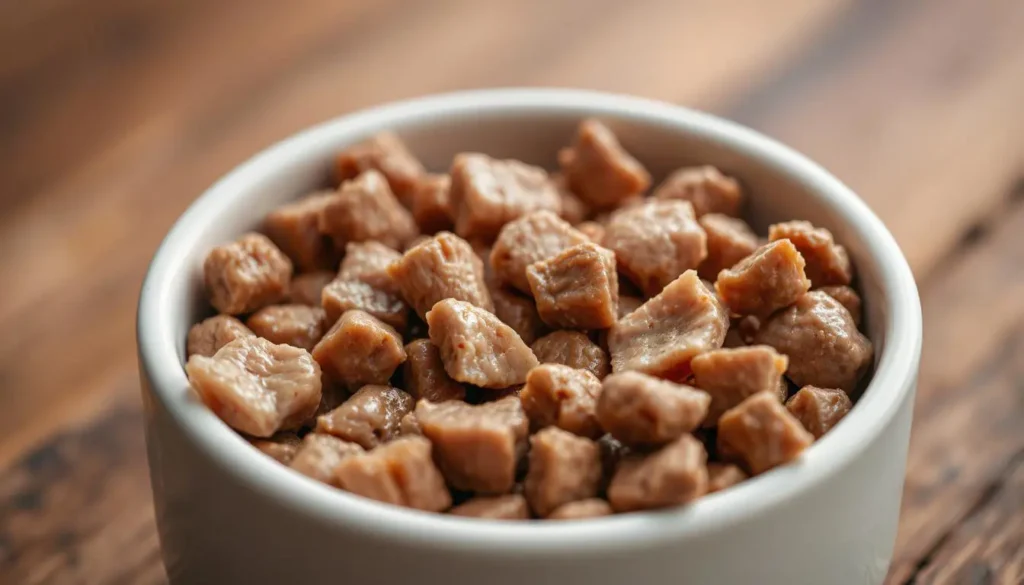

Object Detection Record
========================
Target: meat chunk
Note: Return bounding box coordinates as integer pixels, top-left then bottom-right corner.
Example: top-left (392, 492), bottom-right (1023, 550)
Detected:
top-left (490, 286), bottom-right (546, 345)
top-left (616, 295), bottom-right (643, 319)
top-left (490, 211), bottom-right (589, 294)
top-left (185, 336), bottom-right (321, 437)
top-left (547, 498), bottom-right (614, 520)
top-left (334, 436), bottom-right (451, 512)
top-left (323, 242), bottom-right (408, 330)
top-left (527, 242), bottom-right (619, 330)
top-left (607, 434), bottom-right (708, 512)
top-left (187, 315), bottom-right (254, 358)
top-left (575, 221), bottom-right (606, 244)
top-left (554, 174), bottom-right (590, 225)
top-left (608, 270), bottom-right (729, 381)
top-left (597, 372), bottom-right (710, 447)
top-left (402, 339), bottom-right (466, 402)
top-left (698, 213), bottom-right (758, 280)
top-left (604, 199), bottom-right (707, 296)
top-left (410, 173), bottom-right (454, 233)
top-left (203, 233), bottom-right (292, 315)
top-left (246, 304), bottom-right (327, 351)
top-left (316, 385), bottom-right (414, 449)
top-left (449, 494), bottom-right (530, 520)
top-left (715, 239), bottom-right (810, 317)
top-left (250, 432), bottom-right (302, 465)
top-left (718, 391), bottom-right (814, 474)
top-left (290, 433), bottom-right (364, 485)
top-left (817, 285), bottom-right (863, 326)
top-left (263, 191), bottom-right (338, 271)
top-left (416, 397), bottom-right (529, 493)
top-left (652, 166), bottom-right (743, 217)
top-left (786, 386), bottom-right (853, 438)
top-left (691, 345), bottom-right (789, 426)
top-left (520, 364), bottom-right (602, 438)
top-left (319, 170), bottom-right (419, 250)
top-left (524, 427), bottom-right (602, 517)
top-left (426, 299), bottom-right (538, 389)
top-left (333, 131), bottom-right (425, 205)
top-left (706, 462), bottom-right (748, 493)
top-left (311, 310), bottom-right (406, 390)
top-left (531, 331), bottom-right (610, 379)
top-left (338, 240), bottom-right (403, 287)
top-left (399, 412), bottom-right (421, 436)
top-left (448, 153), bottom-right (561, 240)
top-left (388, 232), bottom-right (494, 319)
top-left (558, 119), bottom-right (651, 210)
top-left (754, 291), bottom-right (873, 392)
top-left (288, 271), bottom-right (335, 306)
top-left (769, 221), bottom-right (852, 287)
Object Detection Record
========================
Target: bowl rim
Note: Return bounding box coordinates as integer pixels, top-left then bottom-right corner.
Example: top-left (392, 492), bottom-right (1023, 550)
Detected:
top-left (137, 88), bottom-right (922, 555)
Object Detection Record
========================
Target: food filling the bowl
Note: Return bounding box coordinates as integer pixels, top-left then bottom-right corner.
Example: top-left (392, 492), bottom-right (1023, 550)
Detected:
top-left (183, 120), bottom-right (873, 520)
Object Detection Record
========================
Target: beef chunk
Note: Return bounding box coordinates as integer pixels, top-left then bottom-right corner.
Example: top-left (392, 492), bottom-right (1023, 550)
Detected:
top-left (715, 239), bottom-right (810, 317)
top-left (817, 285), bottom-right (863, 326)
top-left (524, 427), bottom-right (602, 517)
top-left (250, 432), bottom-right (302, 465)
top-left (490, 211), bottom-right (590, 294)
top-left (531, 331), bottom-right (610, 379)
top-left (311, 310), bottom-right (406, 390)
top-left (204, 233), bottom-right (292, 315)
top-left (246, 304), bottom-right (327, 351)
top-left (334, 436), bottom-right (451, 512)
top-left (263, 191), bottom-right (338, 272)
top-left (288, 271), bottom-right (335, 306)
top-left (399, 412), bottom-right (421, 436)
top-left (607, 434), bottom-right (708, 512)
top-left (338, 240), bottom-right (403, 287)
top-left (706, 462), bottom-right (748, 493)
top-left (652, 166), bottom-right (743, 217)
top-left (520, 364), bottom-right (602, 438)
top-left (698, 213), bottom-right (758, 280)
top-left (388, 232), bottom-right (494, 319)
top-left (319, 170), bottom-right (419, 250)
top-left (187, 315), bottom-right (254, 358)
top-left (553, 174), bottom-right (590, 225)
top-left (290, 433), bottom-right (364, 485)
top-left (410, 173), bottom-right (454, 233)
top-left (323, 242), bottom-right (408, 330)
top-left (575, 221), bottom-right (606, 244)
top-left (691, 345), bottom-right (789, 426)
top-left (527, 242), bottom-right (619, 330)
top-left (558, 119), bottom-right (651, 210)
top-left (786, 386), bottom-right (852, 438)
top-left (597, 371), bottom-right (710, 447)
top-left (449, 494), bottom-right (530, 520)
top-left (717, 391), bottom-right (814, 474)
top-left (333, 131), bottom-right (425, 205)
top-left (402, 339), bottom-right (467, 402)
top-left (616, 295), bottom-right (643, 319)
top-left (316, 385), bottom-right (414, 449)
top-left (490, 286), bottom-right (546, 345)
top-left (769, 221), bottom-right (852, 287)
top-left (547, 498), bottom-right (614, 520)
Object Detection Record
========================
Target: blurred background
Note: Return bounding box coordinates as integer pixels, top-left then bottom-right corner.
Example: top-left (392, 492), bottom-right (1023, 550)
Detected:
top-left (1, 1), bottom-right (1022, 583)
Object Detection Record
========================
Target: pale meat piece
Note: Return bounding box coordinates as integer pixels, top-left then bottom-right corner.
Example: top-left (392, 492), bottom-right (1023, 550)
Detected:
top-left (769, 221), bottom-right (852, 287)
top-left (489, 210), bottom-right (590, 294)
top-left (416, 397), bottom-right (529, 493)
top-left (697, 213), bottom-right (759, 281)
top-left (185, 336), bottom-right (322, 437)
top-left (338, 240), bottom-right (404, 288)
top-left (402, 339), bottom-right (467, 403)
top-left (596, 371), bottom-right (710, 447)
top-left (520, 364), bottom-right (603, 438)
top-left (575, 221), bottom-right (606, 244)
top-left (187, 315), bottom-right (254, 358)
top-left (531, 331), bottom-right (610, 379)
top-left (203, 232), bottom-right (293, 315)
top-left (547, 498), bottom-right (614, 520)
top-left (311, 310), bottom-right (406, 390)
top-left (288, 271), bottom-right (335, 306)
top-left (489, 286), bottom-right (546, 345)
top-left (250, 432), bottom-right (302, 465)
top-left (527, 242), bottom-right (619, 330)
top-left (399, 412), bottom-right (421, 436)
top-left (706, 462), bottom-right (748, 493)
top-left (718, 391), bottom-right (814, 474)
top-left (410, 173), bottom-right (454, 233)
top-left (334, 436), bottom-right (452, 512)
top-left (524, 427), bottom-right (603, 517)
top-left (448, 153), bottom-right (561, 241)
top-left (318, 169), bottom-right (419, 250)
top-left (263, 191), bottom-right (338, 272)
top-left (607, 434), bottom-right (708, 512)
top-left (786, 386), bottom-right (853, 438)
top-left (246, 304), bottom-right (327, 351)
top-left (449, 494), bottom-right (531, 520)
top-left (715, 239), bottom-right (811, 317)
top-left (388, 232), bottom-right (495, 319)
top-left (333, 131), bottom-right (426, 205)
top-left (691, 345), bottom-right (789, 426)
top-left (426, 299), bottom-right (538, 389)
top-left (652, 165), bottom-right (743, 217)
top-left (607, 270), bottom-right (729, 381)
top-left (753, 291), bottom-right (873, 392)
top-left (316, 385), bottom-right (415, 449)
top-left (558, 119), bottom-right (651, 210)
top-left (603, 199), bottom-right (707, 296)
top-left (817, 285), bottom-right (863, 326)
top-left (290, 433), bottom-right (364, 485)
top-left (553, 173), bottom-right (590, 225)
top-left (617, 295), bottom-right (643, 319)
top-left (322, 241), bottom-right (409, 330)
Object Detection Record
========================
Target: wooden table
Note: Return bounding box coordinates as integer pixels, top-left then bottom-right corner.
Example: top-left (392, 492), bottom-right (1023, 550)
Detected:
top-left (1, 1), bottom-right (1022, 583)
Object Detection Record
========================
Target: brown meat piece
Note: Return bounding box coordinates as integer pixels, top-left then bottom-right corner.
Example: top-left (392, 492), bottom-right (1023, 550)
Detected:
top-left (399, 412), bottom-right (421, 436)
top-left (575, 221), bottom-right (606, 244)
top-left (817, 285), bottom-right (863, 326)
top-left (652, 166), bottom-right (743, 217)
top-left (246, 304), bottom-right (327, 351)
top-left (290, 433), bottom-right (364, 485)
top-left (288, 271), bottom-right (335, 306)
top-left (691, 345), bottom-right (789, 426)
top-left (597, 371), bottom-right (710, 447)
top-left (698, 213), bottom-right (758, 280)
top-left (547, 498), bottom-right (614, 520)
top-left (520, 364), bottom-right (602, 438)
top-left (754, 291), bottom-right (873, 392)
top-left (607, 434), bottom-right (708, 512)
top-left (338, 240), bottom-right (402, 286)
top-left (718, 391), bottom-right (814, 474)
top-left (449, 494), bottom-right (531, 520)
top-left (187, 315), bottom-right (254, 358)
top-left (715, 239), bottom-right (810, 317)
top-left (524, 427), bottom-right (602, 517)
top-left (558, 119), bottom-right (651, 210)
top-left (186, 336), bottom-right (321, 437)
top-left (531, 331), bottom-right (610, 379)
top-left (311, 310), bottom-right (406, 390)
top-left (608, 270), bottom-right (729, 381)
top-left (203, 233), bottom-right (293, 315)
top-left (319, 170), bottom-right (419, 250)
top-left (448, 153), bottom-right (561, 241)
top-left (489, 211), bottom-right (590, 294)
top-left (617, 295), bottom-right (643, 319)
top-left (769, 221), bottom-right (852, 287)
top-left (410, 173), bottom-right (454, 233)
top-left (402, 339), bottom-right (467, 402)
top-left (604, 199), bottom-right (707, 296)
top-left (250, 432), bottom-right (302, 465)
top-left (333, 131), bottom-right (425, 205)
top-left (786, 386), bottom-right (853, 438)
top-left (316, 385), bottom-right (414, 449)
top-left (706, 462), bottom-right (748, 493)
top-left (426, 299), bottom-right (538, 389)
top-left (321, 278), bottom-right (408, 331)
top-left (527, 242), bottom-right (619, 330)
top-left (263, 191), bottom-right (338, 272)
top-left (388, 232), bottom-right (494, 319)
top-left (489, 286), bottom-right (546, 345)
top-left (416, 397), bottom-right (529, 493)
top-left (554, 175), bottom-right (590, 225)
top-left (334, 436), bottom-right (451, 512)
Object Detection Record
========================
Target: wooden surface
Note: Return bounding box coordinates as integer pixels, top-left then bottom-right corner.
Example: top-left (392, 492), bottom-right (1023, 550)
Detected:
top-left (1, 0), bottom-right (1023, 583)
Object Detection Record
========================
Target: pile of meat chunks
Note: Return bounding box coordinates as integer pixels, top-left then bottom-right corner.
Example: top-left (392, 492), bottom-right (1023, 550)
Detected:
top-left (185, 120), bottom-right (873, 520)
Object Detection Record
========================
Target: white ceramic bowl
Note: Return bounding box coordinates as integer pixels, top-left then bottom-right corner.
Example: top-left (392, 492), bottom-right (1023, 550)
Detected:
top-left (137, 89), bottom-right (922, 585)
